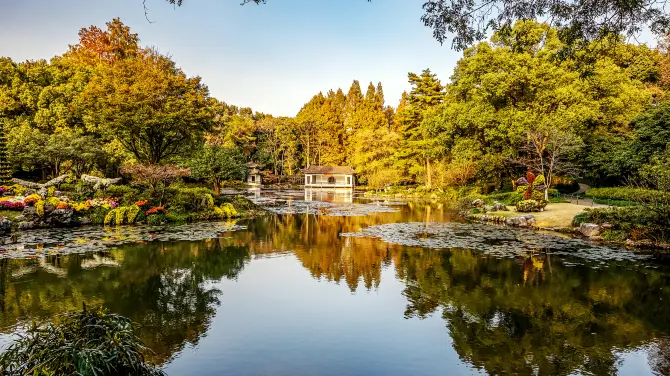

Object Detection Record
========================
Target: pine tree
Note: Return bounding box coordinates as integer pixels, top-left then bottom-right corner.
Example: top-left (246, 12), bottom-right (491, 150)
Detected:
top-left (397, 69), bottom-right (445, 187)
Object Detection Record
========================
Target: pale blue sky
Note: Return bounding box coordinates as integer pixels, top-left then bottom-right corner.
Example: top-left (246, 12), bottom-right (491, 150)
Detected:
top-left (0, 0), bottom-right (460, 116)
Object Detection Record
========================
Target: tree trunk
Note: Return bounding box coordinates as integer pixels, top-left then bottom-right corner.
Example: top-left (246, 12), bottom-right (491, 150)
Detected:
top-left (426, 158), bottom-right (432, 188)
top-left (213, 180), bottom-right (221, 195)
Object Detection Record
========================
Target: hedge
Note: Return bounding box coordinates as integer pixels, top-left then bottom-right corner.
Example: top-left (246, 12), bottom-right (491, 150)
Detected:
top-left (573, 205), bottom-right (670, 242)
top-left (585, 187), bottom-right (670, 204)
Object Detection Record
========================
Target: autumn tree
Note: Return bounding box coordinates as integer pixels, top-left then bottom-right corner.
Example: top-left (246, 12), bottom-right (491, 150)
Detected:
top-left (84, 50), bottom-right (213, 164)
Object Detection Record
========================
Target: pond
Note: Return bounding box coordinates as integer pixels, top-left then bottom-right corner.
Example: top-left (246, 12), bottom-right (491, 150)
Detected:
top-left (1, 189), bottom-right (669, 375)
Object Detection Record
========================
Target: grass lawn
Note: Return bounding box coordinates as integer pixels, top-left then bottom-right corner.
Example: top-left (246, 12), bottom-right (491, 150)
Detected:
top-left (0, 210), bottom-right (22, 222)
top-left (473, 203), bottom-right (589, 229)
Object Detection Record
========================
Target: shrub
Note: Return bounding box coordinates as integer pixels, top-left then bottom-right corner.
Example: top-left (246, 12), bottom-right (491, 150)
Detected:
top-left (555, 181), bottom-right (580, 194)
top-left (0, 305), bottom-right (165, 376)
top-left (146, 206), bottom-right (168, 216)
top-left (88, 206), bottom-right (110, 225)
top-left (166, 212), bottom-right (188, 224)
top-left (23, 194), bottom-right (41, 205)
top-left (104, 208), bottom-right (117, 226)
top-left (99, 185), bottom-right (138, 206)
top-left (59, 182), bottom-right (77, 192)
top-left (516, 199), bottom-right (547, 212)
top-left (10, 184), bottom-right (27, 196)
top-left (575, 206), bottom-right (670, 242)
top-left (167, 187), bottom-right (216, 213)
top-left (35, 200), bottom-right (45, 217)
top-left (487, 192), bottom-right (524, 205)
top-left (127, 205), bottom-right (141, 224)
top-left (46, 196), bottom-right (61, 207)
top-left (585, 187), bottom-right (670, 204)
top-left (56, 201), bottom-right (69, 209)
top-left (116, 206), bottom-right (128, 226)
top-left (146, 213), bottom-right (167, 225)
top-left (47, 186), bottom-right (56, 197)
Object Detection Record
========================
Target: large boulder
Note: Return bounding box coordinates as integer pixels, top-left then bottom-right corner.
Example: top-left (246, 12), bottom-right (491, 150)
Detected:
top-left (0, 217), bottom-right (10, 235)
top-left (19, 206), bottom-right (38, 222)
top-left (46, 208), bottom-right (74, 226)
top-left (579, 223), bottom-right (602, 237)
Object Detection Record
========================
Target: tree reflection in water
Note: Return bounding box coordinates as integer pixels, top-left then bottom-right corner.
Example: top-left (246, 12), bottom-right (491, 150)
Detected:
top-left (0, 239), bottom-right (250, 364)
top-left (0, 209), bottom-right (669, 374)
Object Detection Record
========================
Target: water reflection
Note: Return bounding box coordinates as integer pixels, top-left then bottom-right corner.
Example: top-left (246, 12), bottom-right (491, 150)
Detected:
top-left (0, 203), bottom-right (669, 374)
top-left (0, 240), bottom-right (249, 364)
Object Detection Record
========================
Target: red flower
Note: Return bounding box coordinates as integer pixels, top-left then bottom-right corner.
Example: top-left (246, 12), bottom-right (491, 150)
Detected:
top-left (145, 206), bottom-right (167, 216)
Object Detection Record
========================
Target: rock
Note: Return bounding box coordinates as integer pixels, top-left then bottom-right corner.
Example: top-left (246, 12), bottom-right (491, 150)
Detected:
top-left (601, 222), bottom-right (612, 229)
top-left (0, 217), bottom-right (10, 235)
top-left (580, 223), bottom-right (602, 237)
top-left (491, 201), bottom-right (508, 212)
top-left (21, 206), bottom-right (38, 221)
top-left (46, 208), bottom-right (74, 226)
top-left (53, 190), bottom-right (63, 197)
top-left (472, 199), bottom-right (484, 208)
top-left (78, 217), bottom-right (92, 225)
top-left (18, 221), bottom-right (37, 230)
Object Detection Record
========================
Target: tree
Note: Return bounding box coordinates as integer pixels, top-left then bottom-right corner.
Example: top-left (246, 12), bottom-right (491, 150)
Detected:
top-left (84, 50), bottom-right (213, 164)
top-left (187, 145), bottom-right (247, 194)
top-left (513, 128), bottom-right (584, 199)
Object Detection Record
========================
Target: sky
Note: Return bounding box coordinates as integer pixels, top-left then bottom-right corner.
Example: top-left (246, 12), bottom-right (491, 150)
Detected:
top-left (0, 0), bottom-right (461, 116)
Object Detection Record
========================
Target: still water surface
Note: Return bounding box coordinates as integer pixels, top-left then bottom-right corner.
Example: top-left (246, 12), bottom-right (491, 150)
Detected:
top-left (1, 190), bottom-right (669, 375)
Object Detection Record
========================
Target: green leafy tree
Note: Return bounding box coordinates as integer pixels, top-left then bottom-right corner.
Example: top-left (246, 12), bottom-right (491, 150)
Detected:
top-left (84, 51), bottom-right (213, 164)
top-left (187, 145), bottom-right (247, 194)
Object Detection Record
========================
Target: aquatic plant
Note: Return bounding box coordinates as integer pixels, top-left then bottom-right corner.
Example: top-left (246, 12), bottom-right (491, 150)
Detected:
top-left (0, 305), bottom-right (165, 376)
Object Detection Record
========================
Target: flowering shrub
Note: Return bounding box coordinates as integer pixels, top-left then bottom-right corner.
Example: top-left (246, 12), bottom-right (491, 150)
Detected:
top-left (56, 202), bottom-right (70, 210)
top-left (135, 200), bottom-right (148, 207)
top-left (126, 205), bottom-right (141, 224)
top-left (115, 206), bottom-right (128, 226)
top-left (145, 206), bottom-right (168, 216)
top-left (24, 194), bottom-right (41, 205)
top-left (72, 201), bottom-right (91, 212)
top-left (104, 209), bottom-right (117, 226)
top-left (46, 197), bottom-right (61, 207)
top-left (516, 199), bottom-right (548, 212)
top-left (214, 203), bottom-right (238, 219)
top-left (47, 186), bottom-right (56, 197)
top-left (0, 201), bottom-right (25, 210)
top-left (36, 200), bottom-right (45, 217)
top-left (10, 184), bottom-right (27, 196)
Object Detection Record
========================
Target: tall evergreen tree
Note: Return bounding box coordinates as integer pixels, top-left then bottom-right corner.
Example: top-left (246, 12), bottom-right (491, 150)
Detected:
top-left (396, 69), bottom-right (445, 187)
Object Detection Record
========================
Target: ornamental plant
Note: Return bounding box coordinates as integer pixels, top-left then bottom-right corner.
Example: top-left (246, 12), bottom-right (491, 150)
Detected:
top-left (516, 199), bottom-right (548, 212)
top-left (0, 305), bottom-right (165, 376)
top-left (0, 201), bottom-right (25, 210)
top-left (36, 200), bottom-right (45, 217)
top-left (56, 202), bottom-right (70, 209)
top-left (135, 200), bottom-right (148, 207)
top-left (126, 205), bottom-right (141, 224)
top-left (24, 194), bottom-right (41, 205)
top-left (145, 206), bottom-right (168, 216)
